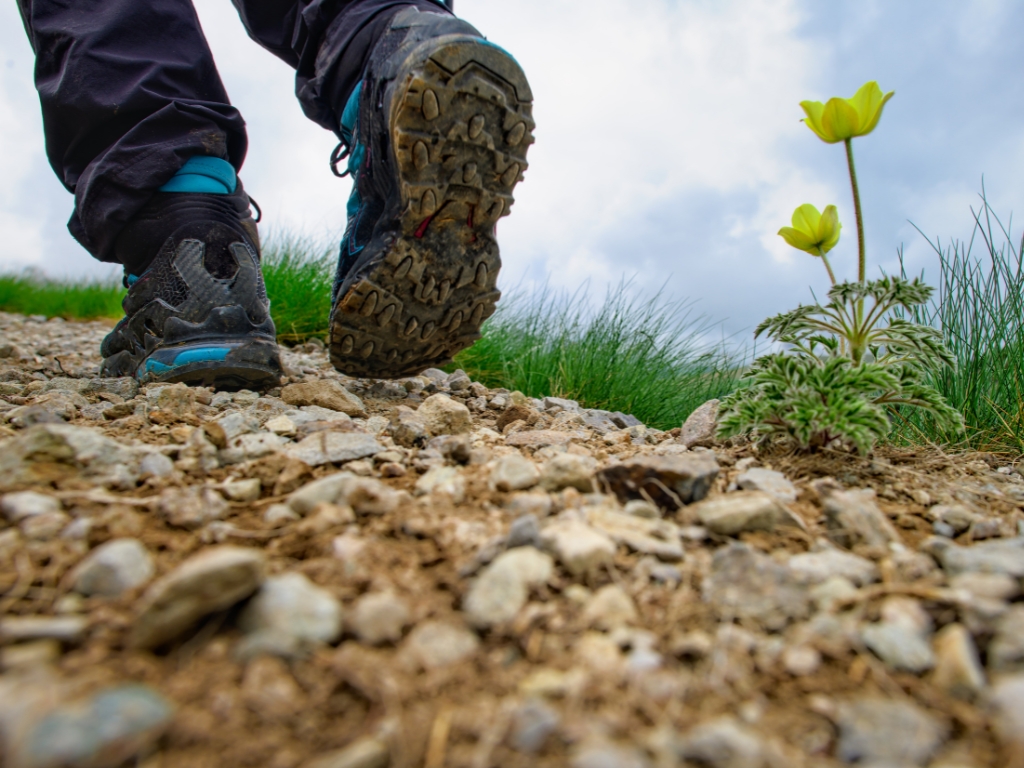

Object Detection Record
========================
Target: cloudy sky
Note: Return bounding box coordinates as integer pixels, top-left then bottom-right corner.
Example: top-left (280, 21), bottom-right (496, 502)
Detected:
top-left (2, 0), bottom-right (1023, 339)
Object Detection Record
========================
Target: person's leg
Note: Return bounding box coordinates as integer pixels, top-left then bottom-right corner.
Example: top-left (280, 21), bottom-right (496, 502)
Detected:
top-left (18, 0), bottom-right (282, 389)
top-left (233, 0), bottom-right (535, 378)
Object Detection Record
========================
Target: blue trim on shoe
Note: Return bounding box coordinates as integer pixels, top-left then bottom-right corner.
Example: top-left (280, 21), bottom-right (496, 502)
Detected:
top-left (143, 345), bottom-right (232, 375)
top-left (158, 157), bottom-right (238, 195)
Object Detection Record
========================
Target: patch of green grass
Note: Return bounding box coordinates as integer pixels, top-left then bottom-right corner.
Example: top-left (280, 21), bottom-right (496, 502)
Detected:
top-left (0, 271), bottom-right (125, 320)
top-left (895, 188), bottom-right (1024, 453)
top-left (261, 234), bottom-right (335, 344)
top-left (452, 282), bottom-right (744, 431)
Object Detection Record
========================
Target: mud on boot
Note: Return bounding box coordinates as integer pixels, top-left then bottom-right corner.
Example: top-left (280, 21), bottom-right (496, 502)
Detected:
top-left (100, 192), bottom-right (283, 390)
top-left (329, 6), bottom-right (535, 378)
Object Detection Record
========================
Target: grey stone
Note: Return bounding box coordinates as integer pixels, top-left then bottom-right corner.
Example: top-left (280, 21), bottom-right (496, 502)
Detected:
top-left (735, 467), bottom-right (798, 503)
top-left (446, 369), bottom-right (471, 391)
top-left (988, 605), bottom-right (1024, 672)
top-left (239, 572), bottom-right (343, 644)
top-left (387, 407), bottom-right (428, 448)
top-left (4, 684), bottom-right (173, 768)
top-left (70, 539), bottom-right (154, 597)
top-left (403, 620), bottom-right (479, 670)
top-left (349, 592), bottom-right (410, 645)
top-left (861, 621), bottom-right (935, 673)
top-left (692, 491), bottom-right (804, 536)
top-left (0, 424), bottom-right (141, 489)
top-left (505, 429), bottom-right (588, 448)
top-left (131, 546), bottom-right (265, 649)
top-left (0, 616), bottom-right (88, 643)
top-left (821, 487), bottom-right (901, 550)
top-left (281, 379), bottom-right (367, 417)
top-left (158, 486), bottom-right (228, 529)
top-left (510, 699), bottom-right (560, 754)
top-left (990, 674), bottom-right (1024, 757)
top-left (222, 478), bottom-right (262, 502)
top-left (219, 431), bottom-right (288, 464)
top-left (1, 491), bottom-right (60, 522)
top-left (539, 453), bottom-right (596, 492)
top-left (598, 453), bottom-right (719, 510)
top-left (138, 452), bottom-right (174, 478)
top-left (543, 396), bottom-right (581, 413)
top-left (287, 431), bottom-right (385, 467)
top-left (289, 472), bottom-right (357, 514)
top-left (303, 737), bottom-right (389, 768)
top-left (835, 697), bottom-right (947, 766)
top-left (146, 382), bottom-right (196, 418)
top-left (702, 543), bottom-right (810, 630)
top-left (786, 547), bottom-right (879, 586)
top-left (489, 454), bottom-right (541, 492)
top-left (540, 519), bottom-right (616, 577)
top-left (507, 514), bottom-right (543, 549)
top-left (675, 717), bottom-right (767, 768)
top-left (464, 547), bottom-right (554, 628)
top-left (933, 623), bottom-right (985, 698)
top-left (679, 399), bottom-right (720, 449)
top-left (927, 504), bottom-right (978, 535)
top-left (585, 506), bottom-right (683, 561)
top-left (924, 536), bottom-right (1024, 577)
top-left (505, 492), bottom-right (553, 519)
top-left (414, 465), bottom-right (465, 502)
top-left (418, 393), bottom-right (472, 435)
top-left (205, 410), bottom-right (259, 446)
top-left (425, 434), bottom-right (471, 464)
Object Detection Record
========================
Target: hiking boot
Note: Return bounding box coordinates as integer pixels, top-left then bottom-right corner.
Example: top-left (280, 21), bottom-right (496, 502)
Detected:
top-left (99, 189), bottom-right (283, 390)
top-left (328, 6), bottom-right (534, 378)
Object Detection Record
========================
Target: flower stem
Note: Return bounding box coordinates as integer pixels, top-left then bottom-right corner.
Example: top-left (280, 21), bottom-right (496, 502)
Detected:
top-left (844, 138), bottom-right (866, 283)
top-left (816, 247), bottom-right (837, 285)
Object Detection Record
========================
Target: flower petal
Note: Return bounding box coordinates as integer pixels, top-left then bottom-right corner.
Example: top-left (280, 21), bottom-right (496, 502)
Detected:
top-left (818, 205), bottom-right (842, 254)
top-left (791, 203), bottom-right (822, 234)
top-left (778, 226), bottom-right (817, 252)
top-left (799, 100), bottom-right (838, 143)
top-left (821, 97), bottom-right (860, 141)
top-left (857, 88), bottom-right (894, 137)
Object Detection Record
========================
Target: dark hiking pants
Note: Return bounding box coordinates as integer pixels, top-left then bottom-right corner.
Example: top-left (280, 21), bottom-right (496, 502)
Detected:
top-left (16, 0), bottom-right (452, 263)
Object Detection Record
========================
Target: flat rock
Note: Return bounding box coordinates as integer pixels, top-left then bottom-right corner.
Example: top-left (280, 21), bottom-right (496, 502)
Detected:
top-left (219, 432), bottom-right (288, 464)
top-left (464, 547), bottom-right (554, 628)
top-left (287, 431), bottom-right (385, 467)
top-left (4, 684), bottom-right (174, 768)
top-left (540, 453), bottom-right (596, 492)
top-left (0, 424), bottom-right (140, 489)
top-left (786, 547), bottom-right (879, 586)
top-left (821, 487), bottom-right (901, 550)
top-left (489, 454), bottom-right (541, 492)
top-left (281, 380), bottom-right (367, 417)
top-left (585, 506), bottom-right (683, 561)
top-left (417, 393), bottom-right (472, 435)
top-left (239, 572), bottom-right (343, 644)
top-left (862, 621), bottom-right (935, 673)
top-left (702, 543), bottom-right (810, 630)
top-left (735, 467), bottom-right (798, 503)
top-left (505, 429), bottom-right (588, 448)
top-left (923, 536), bottom-right (1024, 577)
top-left (0, 616), bottom-right (88, 643)
top-left (691, 491), bottom-right (804, 536)
top-left (403, 620), bottom-right (479, 670)
top-left (131, 546), bottom-right (266, 649)
top-left (414, 465), bottom-right (465, 502)
top-left (541, 519), bottom-right (616, 577)
top-left (679, 399), bottom-right (719, 449)
top-left (598, 454), bottom-right (719, 510)
top-left (70, 539), bottom-right (154, 597)
top-left (1, 491), bottom-right (60, 522)
top-left (835, 697), bottom-right (947, 766)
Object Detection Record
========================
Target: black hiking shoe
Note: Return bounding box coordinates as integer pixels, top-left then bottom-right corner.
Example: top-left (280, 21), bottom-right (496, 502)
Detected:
top-left (99, 191), bottom-right (283, 390)
top-left (328, 6), bottom-right (534, 378)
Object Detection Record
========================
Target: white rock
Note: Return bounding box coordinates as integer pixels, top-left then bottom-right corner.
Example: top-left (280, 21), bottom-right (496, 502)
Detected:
top-left (464, 547), bottom-right (554, 628)
top-left (158, 486), bottom-right (228, 529)
top-left (414, 465), bottom-right (465, 503)
top-left (735, 467), bottom-right (798, 503)
top-left (539, 453), bottom-right (596, 492)
top-left (585, 506), bottom-right (683, 561)
top-left (220, 432), bottom-right (288, 464)
top-left (692, 491), bottom-right (804, 536)
top-left (281, 379), bottom-right (367, 417)
top-left (349, 592), bottom-right (410, 645)
top-left (265, 415), bottom-right (297, 436)
top-left (787, 547), bottom-right (880, 587)
top-left (222, 478), bottom-right (262, 502)
top-left (131, 546), bottom-right (265, 649)
top-left (0, 491), bottom-right (60, 522)
top-left (240, 572), bottom-right (343, 644)
top-left (623, 499), bottom-right (660, 519)
top-left (417, 393), bottom-right (472, 435)
top-left (20, 511), bottom-right (70, 541)
top-left (71, 539), bottom-right (154, 597)
top-left (582, 585), bottom-right (638, 630)
top-left (489, 454), bottom-right (541, 492)
top-left (138, 452), bottom-right (175, 478)
top-left (264, 504), bottom-right (299, 526)
top-left (541, 519), bottom-right (616, 577)
top-left (287, 431), bottom-right (385, 467)
top-left (403, 620), bottom-right (479, 670)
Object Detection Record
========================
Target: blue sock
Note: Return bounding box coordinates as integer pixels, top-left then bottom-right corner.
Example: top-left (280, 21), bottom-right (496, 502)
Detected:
top-left (158, 156), bottom-right (237, 195)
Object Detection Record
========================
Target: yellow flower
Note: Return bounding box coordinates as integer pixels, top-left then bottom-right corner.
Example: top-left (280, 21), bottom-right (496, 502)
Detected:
top-left (778, 204), bottom-right (842, 255)
top-left (800, 81), bottom-right (894, 144)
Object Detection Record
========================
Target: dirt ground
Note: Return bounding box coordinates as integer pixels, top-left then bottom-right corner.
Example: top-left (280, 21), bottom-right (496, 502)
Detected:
top-left (1, 310), bottom-right (1023, 768)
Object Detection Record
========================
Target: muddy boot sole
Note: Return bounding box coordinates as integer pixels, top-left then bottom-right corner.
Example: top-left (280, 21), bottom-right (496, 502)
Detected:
top-left (329, 36), bottom-right (534, 378)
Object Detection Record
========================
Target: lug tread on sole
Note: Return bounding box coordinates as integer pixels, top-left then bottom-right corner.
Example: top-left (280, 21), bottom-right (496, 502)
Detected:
top-left (331, 40), bottom-right (532, 379)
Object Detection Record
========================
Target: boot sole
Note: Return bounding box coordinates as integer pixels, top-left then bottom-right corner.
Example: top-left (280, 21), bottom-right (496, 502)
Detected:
top-left (135, 338), bottom-right (282, 391)
top-left (329, 37), bottom-right (534, 378)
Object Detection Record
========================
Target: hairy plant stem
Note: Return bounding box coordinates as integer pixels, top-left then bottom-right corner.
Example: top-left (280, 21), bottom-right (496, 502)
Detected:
top-left (845, 138), bottom-right (866, 283)
top-left (816, 247), bottom-right (837, 285)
